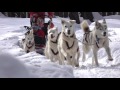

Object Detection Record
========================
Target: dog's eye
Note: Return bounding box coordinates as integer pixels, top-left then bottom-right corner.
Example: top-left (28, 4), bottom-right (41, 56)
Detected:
top-left (65, 26), bottom-right (67, 28)
top-left (70, 25), bottom-right (72, 27)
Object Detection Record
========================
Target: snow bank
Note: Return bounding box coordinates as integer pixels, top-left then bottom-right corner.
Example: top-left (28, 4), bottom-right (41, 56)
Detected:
top-left (104, 15), bottom-right (120, 20)
top-left (29, 62), bottom-right (74, 78)
top-left (0, 52), bottom-right (31, 78)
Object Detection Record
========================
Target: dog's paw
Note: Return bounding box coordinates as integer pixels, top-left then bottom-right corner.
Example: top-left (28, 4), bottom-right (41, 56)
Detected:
top-left (75, 64), bottom-right (79, 67)
top-left (26, 50), bottom-right (30, 53)
top-left (108, 58), bottom-right (113, 61)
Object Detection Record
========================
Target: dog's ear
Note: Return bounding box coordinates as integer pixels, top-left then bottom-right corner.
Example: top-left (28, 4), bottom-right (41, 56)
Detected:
top-left (70, 20), bottom-right (76, 24)
top-left (61, 19), bottom-right (66, 24)
top-left (95, 21), bottom-right (100, 28)
top-left (24, 26), bottom-right (31, 31)
top-left (103, 18), bottom-right (106, 24)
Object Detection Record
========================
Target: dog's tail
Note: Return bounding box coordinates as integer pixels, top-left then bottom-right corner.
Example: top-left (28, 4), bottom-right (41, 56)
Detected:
top-left (80, 20), bottom-right (90, 32)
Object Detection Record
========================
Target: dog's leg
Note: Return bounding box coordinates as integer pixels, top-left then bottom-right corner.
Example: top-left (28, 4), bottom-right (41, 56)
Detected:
top-left (74, 52), bottom-right (80, 67)
top-left (82, 52), bottom-right (86, 62)
top-left (66, 54), bottom-right (73, 66)
top-left (44, 48), bottom-right (49, 59)
top-left (49, 55), bottom-right (54, 62)
top-left (104, 46), bottom-right (113, 61)
top-left (58, 50), bottom-right (65, 65)
top-left (82, 44), bottom-right (87, 62)
top-left (54, 55), bottom-right (59, 62)
top-left (104, 40), bottom-right (113, 61)
top-left (44, 44), bottom-right (50, 59)
top-left (92, 47), bottom-right (99, 66)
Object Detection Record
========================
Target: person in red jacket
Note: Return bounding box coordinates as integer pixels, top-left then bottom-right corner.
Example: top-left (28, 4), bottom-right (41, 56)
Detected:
top-left (29, 12), bottom-right (54, 26)
top-left (29, 12), bottom-right (54, 49)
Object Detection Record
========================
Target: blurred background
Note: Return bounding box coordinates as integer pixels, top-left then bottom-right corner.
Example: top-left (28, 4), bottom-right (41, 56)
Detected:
top-left (1, 12), bottom-right (119, 24)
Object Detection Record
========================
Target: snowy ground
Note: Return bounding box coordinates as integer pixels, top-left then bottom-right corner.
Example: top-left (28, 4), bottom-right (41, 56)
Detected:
top-left (0, 13), bottom-right (120, 78)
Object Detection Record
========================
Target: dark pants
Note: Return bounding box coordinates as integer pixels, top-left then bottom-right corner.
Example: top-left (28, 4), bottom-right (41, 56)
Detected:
top-left (34, 35), bottom-right (46, 45)
top-left (69, 12), bottom-right (80, 24)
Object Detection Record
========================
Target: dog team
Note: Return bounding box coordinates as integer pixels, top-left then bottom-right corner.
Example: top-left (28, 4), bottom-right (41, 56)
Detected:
top-left (21, 18), bottom-right (113, 67)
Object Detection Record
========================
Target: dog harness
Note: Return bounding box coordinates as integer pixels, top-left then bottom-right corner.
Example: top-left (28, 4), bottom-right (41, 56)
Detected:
top-left (50, 32), bottom-right (61, 55)
top-left (83, 31), bottom-right (92, 44)
top-left (65, 41), bottom-right (75, 49)
top-left (63, 32), bottom-right (75, 49)
top-left (26, 43), bottom-right (35, 49)
top-left (83, 31), bottom-right (100, 48)
top-left (51, 32), bottom-right (61, 44)
top-left (51, 49), bottom-right (59, 55)
top-left (95, 35), bottom-right (100, 48)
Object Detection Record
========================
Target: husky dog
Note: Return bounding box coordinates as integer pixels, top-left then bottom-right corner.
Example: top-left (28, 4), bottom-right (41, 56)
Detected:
top-left (22, 29), bottom-right (35, 53)
top-left (57, 19), bottom-right (80, 67)
top-left (44, 26), bottom-right (61, 63)
top-left (81, 19), bottom-right (113, 66)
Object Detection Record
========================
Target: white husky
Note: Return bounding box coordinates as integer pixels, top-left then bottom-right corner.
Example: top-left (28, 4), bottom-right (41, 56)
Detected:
top-left (44, 26), bottom-right (61, 63)
top-left (57, 19), bottom-right (80, 67)
top-left (21, 29), bottom-right (35, 53)
top-left (81, 19), bottom-right (113, 66)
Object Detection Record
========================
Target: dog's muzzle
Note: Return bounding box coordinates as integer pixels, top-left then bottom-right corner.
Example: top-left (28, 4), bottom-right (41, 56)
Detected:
top-left (67, 30), bottom-right (71, 35)
top-left (103, 32), bottom-right (106, 36)
top-left (29, 41), bottom-right (31, 44)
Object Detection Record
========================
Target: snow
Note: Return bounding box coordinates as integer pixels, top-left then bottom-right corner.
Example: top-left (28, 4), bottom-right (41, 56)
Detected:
top-left (0, 12), bottom-right (7, 18)
top-left (0, 52), bottom-right (31, 78)
top-left (0, 13), bottom-right (120, 78)
top-left (92, 12), bottom-right (104, 21)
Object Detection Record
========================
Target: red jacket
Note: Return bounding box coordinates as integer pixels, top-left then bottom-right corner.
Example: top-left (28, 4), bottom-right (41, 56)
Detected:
top-left (29, 12), bottom-right (54, 19)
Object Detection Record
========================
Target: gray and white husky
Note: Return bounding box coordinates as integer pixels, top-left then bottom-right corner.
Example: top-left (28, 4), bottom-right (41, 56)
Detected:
top-left (81, 19), bottom-right (113, 66)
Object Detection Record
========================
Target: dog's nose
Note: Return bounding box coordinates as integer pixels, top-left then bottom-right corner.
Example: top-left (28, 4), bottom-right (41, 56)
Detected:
top-left (68, 30), bottom-right (70, 34)
top-left (29, 41), bottom-right (31, 44)
top-left (103, 32), bottom-right (106, 36)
